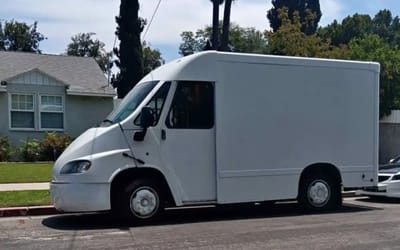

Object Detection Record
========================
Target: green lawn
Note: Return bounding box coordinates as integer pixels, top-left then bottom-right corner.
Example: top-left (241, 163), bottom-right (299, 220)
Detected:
top-left (0, 163), bottom-right (53, 184)
top-left (0, 190), bottom-right (51, 207)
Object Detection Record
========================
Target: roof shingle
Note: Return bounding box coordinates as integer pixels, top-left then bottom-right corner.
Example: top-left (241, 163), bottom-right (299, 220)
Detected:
top-left (0, 51), bottom-right (115, 97)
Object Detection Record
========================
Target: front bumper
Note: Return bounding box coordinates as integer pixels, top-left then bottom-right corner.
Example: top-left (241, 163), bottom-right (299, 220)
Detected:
top-left (50, 182), bottom-right (111, 212)
top-left (356, 183), bottom-right (400, 198)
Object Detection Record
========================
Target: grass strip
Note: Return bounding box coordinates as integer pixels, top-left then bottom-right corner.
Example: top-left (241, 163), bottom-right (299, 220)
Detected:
top-left (0, 163), bottom-right (53, 184)
top-left (0, 190), bottom-right (51, 207)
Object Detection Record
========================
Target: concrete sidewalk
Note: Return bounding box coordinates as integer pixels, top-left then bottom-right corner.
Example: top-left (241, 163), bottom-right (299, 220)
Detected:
top-left (0, 182), bottom-right (58, 217)
top-left (0, 182), bottom-right (50, 191)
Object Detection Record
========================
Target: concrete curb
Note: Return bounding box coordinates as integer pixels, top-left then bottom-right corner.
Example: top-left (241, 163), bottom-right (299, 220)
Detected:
top-left (0, 205), bottom-right (60, 217)
top-left (0, 192), bottom-right (360, 218)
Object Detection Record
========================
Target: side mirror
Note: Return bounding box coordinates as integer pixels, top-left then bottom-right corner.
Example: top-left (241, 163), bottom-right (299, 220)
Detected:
top-left (140, 107), bottom-right (154, 128)
top-left (134, 107), bottom-right (154, 142)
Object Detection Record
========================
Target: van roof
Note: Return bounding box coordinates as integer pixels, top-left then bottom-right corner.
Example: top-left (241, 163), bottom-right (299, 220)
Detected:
top-left (140, 51), bottom-right (380, 83)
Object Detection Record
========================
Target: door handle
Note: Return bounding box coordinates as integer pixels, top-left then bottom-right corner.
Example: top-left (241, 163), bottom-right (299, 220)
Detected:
top-left (161, 129), bottom-right (166, 140)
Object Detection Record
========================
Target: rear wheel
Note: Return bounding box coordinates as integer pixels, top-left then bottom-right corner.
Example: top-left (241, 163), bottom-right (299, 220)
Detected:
top-left (299, 174), bottom-right (341, 211)
top-left (121, 179), bottom-right (164, 222)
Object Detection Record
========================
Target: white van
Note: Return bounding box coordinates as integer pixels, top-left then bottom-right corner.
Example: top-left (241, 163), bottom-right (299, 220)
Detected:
top-left (50, 51), bottom-right (380, 221)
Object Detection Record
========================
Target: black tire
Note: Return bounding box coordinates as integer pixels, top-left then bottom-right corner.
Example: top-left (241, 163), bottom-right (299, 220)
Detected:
top-left (298, 173), bottom-right (341, 211)
top-left (121, 179), bottom-right (165, 222)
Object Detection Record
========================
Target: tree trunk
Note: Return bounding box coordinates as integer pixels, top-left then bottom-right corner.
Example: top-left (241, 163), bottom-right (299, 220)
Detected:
top-left (221, 0), bottom-right (232, 51)
top-left (212, 1), bottom-right (220, 50)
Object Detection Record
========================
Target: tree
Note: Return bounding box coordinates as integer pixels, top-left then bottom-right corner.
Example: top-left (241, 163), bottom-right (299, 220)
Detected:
top-left (318, 14), bottom-right (372, 46)
top-left (372, 9), bottom-right (393, 39)
top-left (66, 33), bottom-right (112, 73)
top-left (389, 16), bottom-right (400, 46)
top-left (267, 0), bottom-right (322, 35)
top-left (316, 10), bottom-right (400, 117)
top-left (210, 0), bottom-right (224, 50)
top-left (371, 9), bottom-right (400, 47)
top-left (112, 0), bottom-right (144, 99)
top-left (179, 31), bottom-right (206, 56)
top-left (0, 20), bottom-right (45, 53)
top-left (318, 10), bottom-right (400, 47)
top-left (221, 0), bottom-right (233, 51)
top-left (142, 41), bottom-right (164, 75)
top-left (179, 23), bottom-right (267, 55)
top-left (229, 26), bottom-right (268, 54)
top-left (266, 8), bottom-right (330, 57)
top-left (348, 35), bottom-right (400, 118)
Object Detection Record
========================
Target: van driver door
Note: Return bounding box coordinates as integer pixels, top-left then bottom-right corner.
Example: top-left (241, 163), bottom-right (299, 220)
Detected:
top-left (160, 81), bottom-right (216, 204)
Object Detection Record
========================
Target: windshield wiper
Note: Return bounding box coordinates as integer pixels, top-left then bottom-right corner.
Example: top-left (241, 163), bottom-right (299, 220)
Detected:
top-left (122, 152), bottom-right (145, 164)
top-left (102, 119), bottom-right (114, 124)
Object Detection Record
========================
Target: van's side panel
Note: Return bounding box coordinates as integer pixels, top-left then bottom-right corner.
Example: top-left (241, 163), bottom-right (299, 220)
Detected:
top-left (215, 59), bottom-right (378, 204)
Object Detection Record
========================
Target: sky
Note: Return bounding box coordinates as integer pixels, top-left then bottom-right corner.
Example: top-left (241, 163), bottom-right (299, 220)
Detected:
top-left (0, 0), bottom-right (399, 63)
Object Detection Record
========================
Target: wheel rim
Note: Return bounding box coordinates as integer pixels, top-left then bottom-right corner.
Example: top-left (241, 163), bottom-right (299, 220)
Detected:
top-left (130, 187), bottom-right (159, 219)
top-left (307, 180), bottom-right (330, 207)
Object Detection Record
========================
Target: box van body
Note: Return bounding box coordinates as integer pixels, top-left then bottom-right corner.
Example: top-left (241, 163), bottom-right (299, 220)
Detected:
top-left (50, 51), bottom-right (380, 220)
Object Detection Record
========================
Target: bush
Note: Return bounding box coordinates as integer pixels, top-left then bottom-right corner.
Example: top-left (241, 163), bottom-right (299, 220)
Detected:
top-left (40, 132), bottom-right (72, 161)
top-left (20, 139), bottom-right (41, 162)
top-left (0, 136), bottom-right (11, 161)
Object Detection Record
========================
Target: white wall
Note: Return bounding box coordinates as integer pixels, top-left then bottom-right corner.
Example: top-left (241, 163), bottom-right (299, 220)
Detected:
top-left (381, 110), bottom-right (400, 124)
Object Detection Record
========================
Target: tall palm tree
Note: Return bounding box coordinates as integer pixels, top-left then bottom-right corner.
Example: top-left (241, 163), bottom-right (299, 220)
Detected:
top-left (211, 0), bottom-right (224, 50)
top-left (221, 0), bottom-right (233, 51)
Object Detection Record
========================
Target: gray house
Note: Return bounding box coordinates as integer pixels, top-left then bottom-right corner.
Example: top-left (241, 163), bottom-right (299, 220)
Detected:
top-left (0, 51), bottom-right (115, 145)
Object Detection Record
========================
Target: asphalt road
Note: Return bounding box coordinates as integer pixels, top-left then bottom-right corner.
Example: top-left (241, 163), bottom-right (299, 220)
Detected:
top-left (1, 197), bottom-right (400, 250)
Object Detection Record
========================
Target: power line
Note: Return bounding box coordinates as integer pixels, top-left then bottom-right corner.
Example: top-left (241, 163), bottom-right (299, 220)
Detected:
top-left (142, 0), bottom-right (162, 40)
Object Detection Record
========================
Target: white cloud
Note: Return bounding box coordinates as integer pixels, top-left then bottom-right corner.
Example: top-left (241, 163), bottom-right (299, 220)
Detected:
top-left (140, 0), bottom-right (212, 46)
top-left (2, 0), bottom-right (395, 61)
top-left (1, 0), bottom-right (274, 60)
top-left (1, 0), bottom-right (119, 53)
top-left (143, 1), bottom-right (272, 46)
top-left (231, 1), bottom-right (272, 31)
top-left (319, 0), bottom-right (345, 25)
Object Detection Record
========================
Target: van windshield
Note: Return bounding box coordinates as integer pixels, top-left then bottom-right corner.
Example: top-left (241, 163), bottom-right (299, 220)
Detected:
top-left (103, 81), bottom-right (159, 125)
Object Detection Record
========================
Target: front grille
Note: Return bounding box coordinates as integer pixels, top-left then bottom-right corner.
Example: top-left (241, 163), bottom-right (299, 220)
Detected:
top-left (379, 175), bottom-right (391, 183)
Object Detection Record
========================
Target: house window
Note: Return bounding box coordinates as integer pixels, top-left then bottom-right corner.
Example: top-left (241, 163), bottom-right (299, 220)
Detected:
top-left (40, 95), bottom-right (64, 129)
top-left (10, 94), bottom-right (35, 129)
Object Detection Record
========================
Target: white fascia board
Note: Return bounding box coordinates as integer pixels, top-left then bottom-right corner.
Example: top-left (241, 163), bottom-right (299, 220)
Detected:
top-left (66, 90), bottom-right (115, 98)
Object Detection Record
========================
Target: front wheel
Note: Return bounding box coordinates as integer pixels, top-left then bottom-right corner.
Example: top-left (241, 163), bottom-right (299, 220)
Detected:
top-left (299, 174), bottom-right (341, 211)
top-left (122, 179), bottom-right (164, 222)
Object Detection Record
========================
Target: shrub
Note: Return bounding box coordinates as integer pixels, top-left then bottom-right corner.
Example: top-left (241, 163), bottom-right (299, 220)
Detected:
top-left (40, 132), bottom-right (72, 161)
top-left (0, 136), bottom-right (11, 162)
top-left (20, 139), bottom-right (41, 162)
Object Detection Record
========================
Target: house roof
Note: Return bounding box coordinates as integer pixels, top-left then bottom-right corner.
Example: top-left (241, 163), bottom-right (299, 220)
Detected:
top-left (0, 51), bottom-right (115, 97)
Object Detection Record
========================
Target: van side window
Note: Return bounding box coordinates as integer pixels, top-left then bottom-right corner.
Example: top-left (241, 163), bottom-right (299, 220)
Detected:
top-left (166, 81), bottom-right (214, 129)
top-left (135, 82), bottom-right (171, 126)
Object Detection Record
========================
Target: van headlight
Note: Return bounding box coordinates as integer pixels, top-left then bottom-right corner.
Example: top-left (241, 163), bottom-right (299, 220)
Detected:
top-left (60, 160), bottom-right (91, 174)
